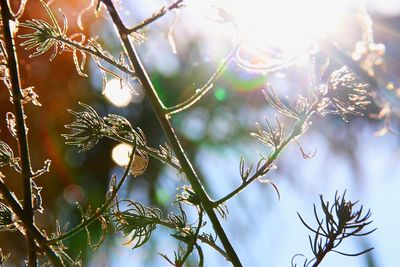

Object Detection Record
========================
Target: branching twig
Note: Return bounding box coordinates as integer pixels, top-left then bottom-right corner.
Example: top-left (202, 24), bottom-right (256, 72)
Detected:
top-left (47, 148), bottom-right (135, 244)
top-left (166, 43), bottom-right (240, 115)
top-left (100, 0), bottom-right (243, 265)
top-left (0, 1), bottom-right (37, 265)
top-left (125, 0), bottom-right (185, 34)
top-left (0, 176), bottom-right (64, 266)
top-left (294, 191), bottom-right (376, 267)
top-left (178, 207), bottom-right (203, 266)
top-left (213, 117), bottom-right (309, 207)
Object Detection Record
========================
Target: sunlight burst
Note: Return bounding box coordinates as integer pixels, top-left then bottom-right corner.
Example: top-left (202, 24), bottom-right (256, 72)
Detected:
top-left (230, 0), bottom-right (346, 49)
top-left (112, 143), bottom-right (132, 166)
top-left (104, 79), bottom-right (133, 107)
top-left (193, 0), bottom-right (351, 73)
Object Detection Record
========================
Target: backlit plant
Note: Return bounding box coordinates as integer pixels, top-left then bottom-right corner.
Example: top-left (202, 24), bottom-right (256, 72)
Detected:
top-left (0, 0), bottom-right (393, 266)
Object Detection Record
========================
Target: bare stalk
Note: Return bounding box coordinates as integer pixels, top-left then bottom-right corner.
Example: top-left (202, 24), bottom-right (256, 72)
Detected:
top-left (213, 104), bottom-right (316, 207)
top-left (166, 44), bottom-right (240, 116)
top-left (0, 177), bottom-right (64, 266)
top-left (100, 0), bottom-right (242, 265)
top-left (0, 1), bottom-right (36, 265)
top-left (47, 150), bottom-right (135, 244)
top-left (213, 118), bottom-right (307, 207)
top-left (125, 0), bottom-right (184, 34)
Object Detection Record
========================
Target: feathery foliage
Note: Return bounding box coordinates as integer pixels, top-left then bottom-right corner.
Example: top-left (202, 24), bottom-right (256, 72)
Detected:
top-left (0, 0), bottom-right (389, 266)
top-left (293, 191), bottom-right (376, 267)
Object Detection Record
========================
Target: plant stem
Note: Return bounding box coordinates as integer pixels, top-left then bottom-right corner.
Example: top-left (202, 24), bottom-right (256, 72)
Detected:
top-left (53, 30), bottom-right (236, 114)
top-left (166, 44), bottom-right (239, 116)
top-left (0, 177), bottom-right (64, 266)
top-left (213, 116), bottom-right (310, 207)
top-left (101, 1), bottom-right (242, 265)
top-left (155, 217), bottom-right (228, 260)
top-left (179, 207), bottom-right (203, 266)
top-left (109, 135), bottom-right (181, 171)
top-left (312, 228), bottom-right (341, 267)
top-left (47, 149), bottom-right (135, 244)
top-left (51, 36), bottom-right (135, 76)
top-left (125, 0), bottom-right (184, 34)
top-left (0, 1), bottom-right (36, 265)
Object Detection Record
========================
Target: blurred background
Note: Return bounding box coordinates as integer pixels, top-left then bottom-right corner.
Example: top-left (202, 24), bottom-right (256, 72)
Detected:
top-left (1, 0), bottom-right (400, 266)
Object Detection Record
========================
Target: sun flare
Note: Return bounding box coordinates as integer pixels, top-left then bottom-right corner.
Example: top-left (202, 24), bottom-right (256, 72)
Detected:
top-left (193, 0), bottom-right (350, 72)
top-left (104, 79), bottom-right (133, 107)
top-left (112, 143), bottom-right (132, 166)
top-left (230, 0), bottom-right (346, 49)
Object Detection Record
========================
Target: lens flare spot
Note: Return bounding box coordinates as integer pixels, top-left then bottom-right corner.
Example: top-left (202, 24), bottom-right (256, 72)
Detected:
top-left (214, 87), bottom-right (228, 101)
top-left (112, 143), bottom-right (132, 166)
top-left (104, 79), bottom-right (132, 107)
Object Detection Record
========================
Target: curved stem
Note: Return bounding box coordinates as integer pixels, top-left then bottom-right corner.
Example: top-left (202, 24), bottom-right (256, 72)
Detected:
top-left (52, 27), bottom-right (240, 116)
top-left (47, 149), bottom-right (135, 244)
top-left (125, 0), bottom-right (184, 34)
top-left (52, 36), bottom-right (135, 76)
top-left (179, 207), bottom-right (203, 266)
top-left (0, 2), bottom-right (36, 265)
top-left (108, 135), bottom-right (182, 171)
top-left (0, 177), bottom-right (64, 266)
top-left (156, 217), bottom-right (228, 260)
top-left (213, 115), bottom-right (311, 207)
top-left (166, 44), bottom-right (239, 116)
top-left (100, 1), bottom-right (242, 265)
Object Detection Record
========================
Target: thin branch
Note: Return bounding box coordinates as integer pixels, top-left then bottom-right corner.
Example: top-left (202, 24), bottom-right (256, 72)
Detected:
top-left (213, 114), bottom-right (312, 207)
top-left (166, 43), bottom-right (240, 115)
top-left (179, 207), bottom-right (203, 266)
top-left (0, 177), bottom-right (64, 266)
top-left (100, 0), bottom-right (242, 265)
top-left (47, 148), bottom-right (135, 244)
top-left (109, 135), bottom-right (181, 171)
top-left (0, 1), bottom-right (36, 265)
top-left (156, 216), bottom-right (228, 260)
top-left (125, 0), bottom-right (184, 34)
top-left (52, 25), bottom-right (240, 117)
top-left (197, 235), bottom-right (227, 259)
top-left (52, 36), bottom-right (135, 76)
top-left (8, 0), bottom-right (28, 19)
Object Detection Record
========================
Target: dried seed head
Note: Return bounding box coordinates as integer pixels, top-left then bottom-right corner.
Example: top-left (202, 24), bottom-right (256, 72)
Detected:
top-left (319, 66), bottom-right (370, 121)
top-left (104, 114), bottom-right (134, 140)
top-left (251, 117), bottom-right (285, 149)
top-left (63, 103), bottom-right (105, 152)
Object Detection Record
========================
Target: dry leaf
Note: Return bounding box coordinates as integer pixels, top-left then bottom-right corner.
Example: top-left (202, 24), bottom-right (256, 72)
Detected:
top-left (129, 152), bottom-right (149, 177)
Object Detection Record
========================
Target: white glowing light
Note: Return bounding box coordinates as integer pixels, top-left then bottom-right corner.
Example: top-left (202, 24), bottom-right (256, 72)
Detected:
top-left (190, 0), bottom-right (350, 69)
top-left (230, 0), bottom-right (347, 49)
top-left (104, 79), bottom-right (133, 107)
top-left (111, 143), bottom-right (132, 166)
top-left (368, 0), bottom-right (400, 16)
